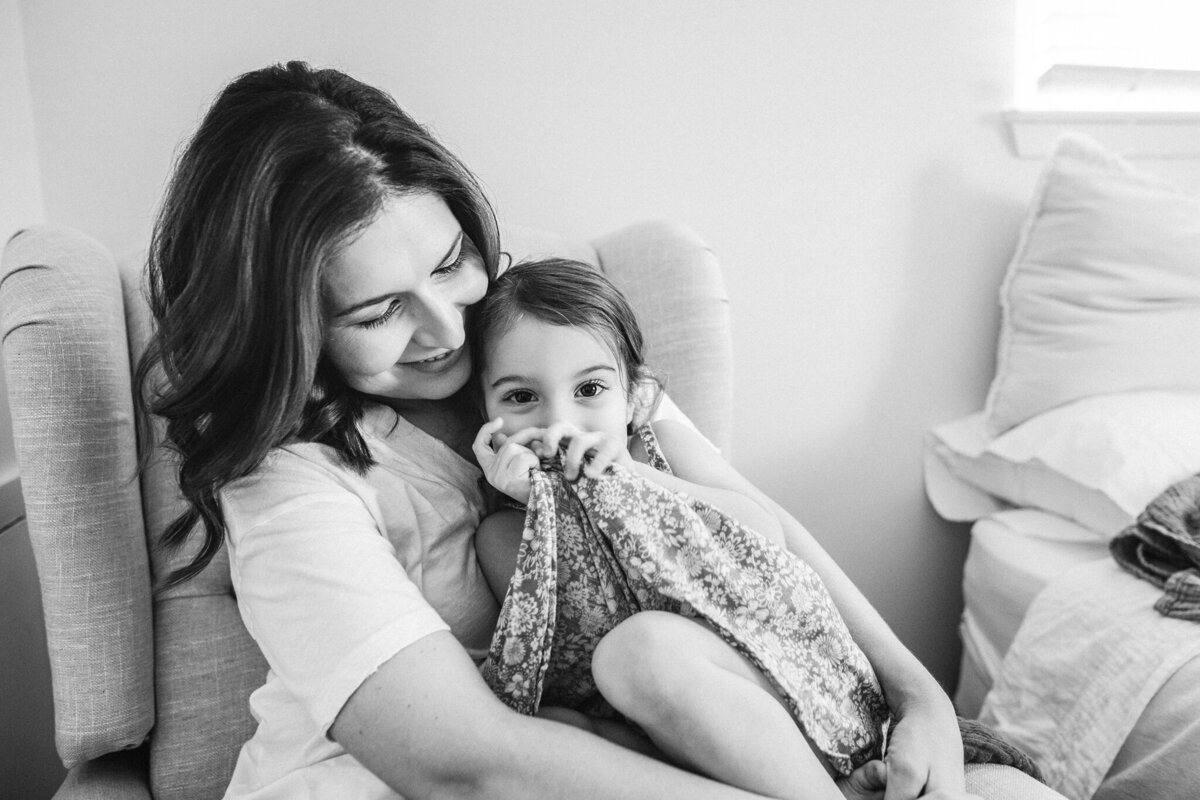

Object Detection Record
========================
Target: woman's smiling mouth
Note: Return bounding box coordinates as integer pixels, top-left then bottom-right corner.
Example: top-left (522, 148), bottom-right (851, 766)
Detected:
top-left (405, 346), bottom-right (463, 373)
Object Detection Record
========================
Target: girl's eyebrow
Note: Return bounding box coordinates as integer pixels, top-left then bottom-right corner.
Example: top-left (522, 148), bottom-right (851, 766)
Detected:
top-left (333, 232), bottom-right (464, 319)
top-left (489, 365), bottom-right (616, 390)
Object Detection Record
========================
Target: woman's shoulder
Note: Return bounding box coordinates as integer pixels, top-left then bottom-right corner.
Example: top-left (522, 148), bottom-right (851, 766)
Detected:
top-left (221, 442), bottom-right (379, 537)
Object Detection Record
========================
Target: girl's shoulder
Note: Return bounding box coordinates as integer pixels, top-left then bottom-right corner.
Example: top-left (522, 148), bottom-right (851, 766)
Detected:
top-left (633, 419), bottom-right (726, 482)
top-left (629, 421), bottom-right (672, 474)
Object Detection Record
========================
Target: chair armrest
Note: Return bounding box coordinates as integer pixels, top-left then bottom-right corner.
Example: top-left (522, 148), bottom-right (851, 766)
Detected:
top-left (52, 748), bottom-right (151, 800)
top-left (0, 225), bottom-right (155, 765)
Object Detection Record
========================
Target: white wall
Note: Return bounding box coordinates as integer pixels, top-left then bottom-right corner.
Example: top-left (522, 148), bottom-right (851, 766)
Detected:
top-left (1, 0), bottom-right (42, 477)
top-left (20, 0), bottom-right (1200, 688)
top-left (1, 3), bottom-right (60, 795)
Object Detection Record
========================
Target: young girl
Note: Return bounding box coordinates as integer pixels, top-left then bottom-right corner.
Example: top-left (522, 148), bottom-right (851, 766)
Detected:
top-left (468, 257), bottom-right (893, 800)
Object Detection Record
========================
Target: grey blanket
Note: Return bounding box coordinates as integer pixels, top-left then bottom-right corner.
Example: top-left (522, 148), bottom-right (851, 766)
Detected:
top-left (1110, 473), bottom-right (1200, 620)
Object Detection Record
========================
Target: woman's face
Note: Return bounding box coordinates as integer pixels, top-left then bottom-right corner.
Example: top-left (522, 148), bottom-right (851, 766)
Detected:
top-left (323, 192), bottom-right (488, 403)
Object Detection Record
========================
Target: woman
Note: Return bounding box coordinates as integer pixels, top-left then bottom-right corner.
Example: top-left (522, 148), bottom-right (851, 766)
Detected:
top-left (139, 60), bottom-right (1054, 800)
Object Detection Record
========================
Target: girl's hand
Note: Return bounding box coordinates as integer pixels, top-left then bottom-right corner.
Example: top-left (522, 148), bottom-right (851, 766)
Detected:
top-left (472, 419), bottom-right (541, 504)
top-left (536, 420), bottom-right (633, 481)
top-left (880, 696), bottom-right (964, 800)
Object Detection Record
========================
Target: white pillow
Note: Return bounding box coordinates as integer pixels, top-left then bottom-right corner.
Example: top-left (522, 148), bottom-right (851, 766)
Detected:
top-left (984, 133), bottom-right (1200, 436)
top-left (925, 391), bottom-right (1200, 538)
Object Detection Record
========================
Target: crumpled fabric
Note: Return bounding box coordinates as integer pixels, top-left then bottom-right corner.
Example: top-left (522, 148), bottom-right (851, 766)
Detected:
top-left (1110, 473), bottom-right (1200, 621)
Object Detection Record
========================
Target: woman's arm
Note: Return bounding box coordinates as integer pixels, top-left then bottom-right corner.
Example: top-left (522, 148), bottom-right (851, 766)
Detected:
top-left (764, 495), bottom-right (963, 799)
top-left (331, 630), bottom-right (776, 800)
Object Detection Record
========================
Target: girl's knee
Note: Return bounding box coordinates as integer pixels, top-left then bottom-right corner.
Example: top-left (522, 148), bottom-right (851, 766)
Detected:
top-left (592, 612), bottom-right (697, 712)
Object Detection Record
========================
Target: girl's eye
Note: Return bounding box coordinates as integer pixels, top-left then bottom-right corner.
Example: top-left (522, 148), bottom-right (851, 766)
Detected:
top-left (577, 380), bottom-right (607, 399)
top-left (359, 300), bottom-right (402, 330)
top-left (502, 389), bottom-right (536, 404)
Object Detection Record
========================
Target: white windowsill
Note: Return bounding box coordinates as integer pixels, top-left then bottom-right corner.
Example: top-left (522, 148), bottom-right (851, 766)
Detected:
top-left (1006, 110), bottom-right (1200, 158)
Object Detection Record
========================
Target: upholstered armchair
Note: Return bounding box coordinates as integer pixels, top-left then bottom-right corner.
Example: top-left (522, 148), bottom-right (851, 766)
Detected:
top-left (0, 220), bottom-right (733, 799)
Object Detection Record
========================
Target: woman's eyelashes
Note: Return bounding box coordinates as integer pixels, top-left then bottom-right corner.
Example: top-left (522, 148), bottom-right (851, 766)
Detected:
top-left (356, 238), bottom-right (474, 330)
top-left (434, 236), bottom-right (473, 277)
top-left (359, 300), bottom-right (403, 330)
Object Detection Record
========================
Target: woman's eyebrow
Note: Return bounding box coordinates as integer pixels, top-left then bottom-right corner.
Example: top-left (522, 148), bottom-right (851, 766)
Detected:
top-left (333, 231), bottom-right (464, 319)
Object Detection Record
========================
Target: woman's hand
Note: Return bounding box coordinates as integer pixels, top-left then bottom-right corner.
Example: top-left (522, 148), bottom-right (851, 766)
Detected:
top-left (473, 419), bottom-right (541, 504)
top-left (535, 420), bottom-right (633, 481)
top-left (838, 760), bottom-right (886, 800)
top-left (879, 694), bottom-right (964, 800)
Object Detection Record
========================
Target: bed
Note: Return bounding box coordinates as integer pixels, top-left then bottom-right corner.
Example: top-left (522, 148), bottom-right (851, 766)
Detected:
top-left (924, 133), bottom-right (1200, 800)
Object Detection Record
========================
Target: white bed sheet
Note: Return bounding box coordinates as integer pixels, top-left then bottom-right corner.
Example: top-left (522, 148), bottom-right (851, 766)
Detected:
top-left (956, 509), bottom-right (1109, 716)
top-left (957, 509), bottom-right (1200, 800)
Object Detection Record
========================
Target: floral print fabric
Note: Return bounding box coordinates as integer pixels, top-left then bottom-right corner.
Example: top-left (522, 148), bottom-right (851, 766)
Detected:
top-left (479, 428), bottom-right (890, 774)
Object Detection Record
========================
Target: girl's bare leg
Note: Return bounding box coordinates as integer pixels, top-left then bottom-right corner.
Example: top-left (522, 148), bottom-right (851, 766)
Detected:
top-left (592, 611), bottom-right (845, 800)
top-left (474, 510), bottom-right (526, 601)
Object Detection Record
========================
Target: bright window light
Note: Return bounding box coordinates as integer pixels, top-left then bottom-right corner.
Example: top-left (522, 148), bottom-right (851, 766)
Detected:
top-left (1015, 0), bottom-right (1200, 112)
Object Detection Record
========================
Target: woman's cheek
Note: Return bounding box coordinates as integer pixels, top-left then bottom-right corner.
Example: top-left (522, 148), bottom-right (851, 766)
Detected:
top-left (325, 332), bottom-right (390, 381)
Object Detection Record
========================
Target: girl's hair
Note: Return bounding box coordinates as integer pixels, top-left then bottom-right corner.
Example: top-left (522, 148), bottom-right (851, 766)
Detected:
top-left (467, 257), bottom-right (662, 427)
top-left (137, 61), bottom-right (500, 587)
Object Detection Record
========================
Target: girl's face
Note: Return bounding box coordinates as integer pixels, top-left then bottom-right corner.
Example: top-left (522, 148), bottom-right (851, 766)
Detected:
top-left (323, 192), bottom-right (488, 403)
top-left (481, 317), bottom-right (635, 440)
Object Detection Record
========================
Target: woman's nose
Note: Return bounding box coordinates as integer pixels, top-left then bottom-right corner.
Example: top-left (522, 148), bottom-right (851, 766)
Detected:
top-left (410, 290), bottom-right (464, 349)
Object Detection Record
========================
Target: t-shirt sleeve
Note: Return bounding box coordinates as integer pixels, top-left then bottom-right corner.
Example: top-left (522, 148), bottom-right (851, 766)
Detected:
top-left (224, 450), bottom-right (450, 735)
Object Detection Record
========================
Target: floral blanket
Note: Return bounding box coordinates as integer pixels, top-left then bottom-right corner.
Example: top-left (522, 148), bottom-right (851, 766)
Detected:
top-left (478, 458), bottom-right (889, 775)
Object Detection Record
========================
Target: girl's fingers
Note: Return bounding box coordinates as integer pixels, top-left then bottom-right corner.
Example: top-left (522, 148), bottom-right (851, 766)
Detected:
top-left (504, 427), bottom-right (547, 448)
top-left (471, 418), bottom-right (505, 463)
top-left (563, 432), bottom-right (608, 480)
top-left (582, 438), bottom-right (625, 479)
top-left (538, 421), bottom-right (582, 458)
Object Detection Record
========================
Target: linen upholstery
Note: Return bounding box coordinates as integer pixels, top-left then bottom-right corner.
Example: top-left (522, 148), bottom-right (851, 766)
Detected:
top-left (0, 225), bottom-right (155, 766)
top-left (0, 219), bottom-right (733, 799)
top-left (593, 220), bottom-right (732, 457)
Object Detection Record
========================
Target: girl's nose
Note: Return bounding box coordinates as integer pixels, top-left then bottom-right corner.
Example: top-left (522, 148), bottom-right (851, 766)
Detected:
top-left (537, 395), bottom-right (574, 430)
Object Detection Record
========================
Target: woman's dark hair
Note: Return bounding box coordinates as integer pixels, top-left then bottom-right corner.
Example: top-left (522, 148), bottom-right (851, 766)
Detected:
top-left (467, 257), bottom-right (661, 426)
top-left (137, 61), bottom-right (500, 587)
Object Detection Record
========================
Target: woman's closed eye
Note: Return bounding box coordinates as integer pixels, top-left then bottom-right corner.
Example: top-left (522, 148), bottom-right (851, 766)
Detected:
top-left (433, 236), bottom-right (474, 277)
top-left (358, 299), bottom-right (403, 330)
top-left (354, 236), bottom-right (474, 330)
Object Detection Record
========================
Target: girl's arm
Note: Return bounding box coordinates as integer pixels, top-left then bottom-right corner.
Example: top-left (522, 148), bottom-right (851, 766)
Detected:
top-left (635, 419), bottom-right (784, 545)
top-left (650, 419), bottom-right (962, 799)
top-left (331, 630), bottom-right (776, 800)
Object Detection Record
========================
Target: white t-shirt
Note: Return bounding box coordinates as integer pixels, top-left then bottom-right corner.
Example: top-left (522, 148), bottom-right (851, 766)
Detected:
top-left (222, 404), bottom-right (500, 800)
